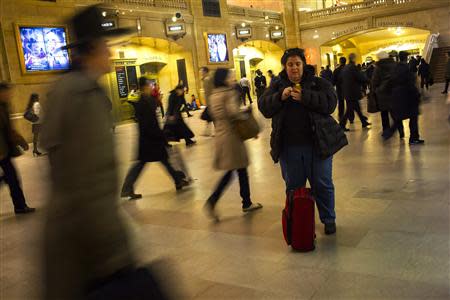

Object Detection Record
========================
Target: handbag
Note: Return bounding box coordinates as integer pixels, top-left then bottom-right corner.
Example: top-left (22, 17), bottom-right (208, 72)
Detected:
top-left (233, 110), bottom-right (260, 141)
top-left (367, 92), bottom-right (379, 113)
top-left (23, 109), bottom-right (39, 123)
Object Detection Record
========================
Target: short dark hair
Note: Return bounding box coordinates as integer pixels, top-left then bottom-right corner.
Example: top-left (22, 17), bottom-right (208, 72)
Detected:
top-left (339, 57), bottom-right (347, 64)
top-left (268, 70), bottom-right (273, 74)
top-left (281, 48), bottom-right (307, 66)
top-left (214, 68), bottom-right (230, 88)
top-left (398, 51), bottom-right (409, 62)
top-left (139, 77), bottom-right (149, 88)
top-left (0, 81), bottom-right (11, 92)
top-left (200, 66), bottom-right (209, 73)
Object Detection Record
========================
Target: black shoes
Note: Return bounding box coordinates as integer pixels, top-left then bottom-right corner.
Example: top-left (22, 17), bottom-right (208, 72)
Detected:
top-left (324, 222), bottom-right (336, 235)
top-left (121, 192), bottom-right (142, 200)
top-left (203, 199), bottom-right (219, 221)
top-left (14, 206), bottom-right (36, 214)
top-left (442, 91), bottom-right (448, 94)
top-left (409, 139), bottom-right (425, 145)
top-left (362, 121), bottom-right (371, 128)
top-left (33, 150), bottom-right (43, 157)
top-left (185, 140), bottom-right (196, 147)
top-left (175, 179), bottom-right (190, 190)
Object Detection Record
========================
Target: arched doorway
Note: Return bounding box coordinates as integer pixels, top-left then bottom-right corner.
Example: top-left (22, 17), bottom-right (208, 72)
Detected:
top-left (232, 40), bottom-right (284, 97)
top-left (101, 37), bottom-right (197, 122)
top-left (320, 27), bottom-right (431, 69)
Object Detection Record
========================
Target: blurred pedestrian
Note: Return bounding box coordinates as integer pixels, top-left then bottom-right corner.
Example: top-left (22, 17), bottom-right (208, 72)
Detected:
top-left (371, 51), bottom-right (399, 136)
top-left (204, 68), bottom-right (263, 221)
top-left (332, 57), bottom-right (350, 120)
top-left (200, 66), bottom-right (214, 136)
top-left (320, 65), bottom-right (333, 83)
top-left (340, 53), bottom-right (371, 131)
top-left (0, 82), bottom-right (34, 214)
top-left (258, 48), bottom-right (348, 235)
top-left (383, 51), bottom-right (424, 145)
top-left (24, 93), bottom-right (43, 156)
top-left (164, 85), bottom-right (196, 147)
top-left (40, 6), bottom-right (136, 299)
top-left (254, 69), bottom-right (267, 100)
top-left (442, 51), bottom-right (450, 94)
top-left (121, 77), bottom-right (190, 200)
top-left (239, 73), bottom-right (252, 105)
top-left (418, 58), bottom-right (430, 94)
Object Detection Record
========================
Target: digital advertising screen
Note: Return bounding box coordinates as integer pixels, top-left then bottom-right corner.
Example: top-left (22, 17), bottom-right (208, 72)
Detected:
top-left (17, 26), bottom-right (70, 73)
top-left (206, 33), bottom-right (229, 63)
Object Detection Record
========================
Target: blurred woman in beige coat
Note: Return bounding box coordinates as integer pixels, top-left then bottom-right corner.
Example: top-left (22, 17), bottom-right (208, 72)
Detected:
top-left (204, 68), bottom-right (262, 220)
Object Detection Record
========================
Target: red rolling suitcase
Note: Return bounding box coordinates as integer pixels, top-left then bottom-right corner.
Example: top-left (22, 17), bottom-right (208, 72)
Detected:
top-left (282, 187), bottom-right (315, 252)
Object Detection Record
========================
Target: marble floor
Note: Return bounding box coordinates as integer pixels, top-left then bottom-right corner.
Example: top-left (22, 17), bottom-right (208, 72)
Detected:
top-left (1, 84), bottom-right (449, 299)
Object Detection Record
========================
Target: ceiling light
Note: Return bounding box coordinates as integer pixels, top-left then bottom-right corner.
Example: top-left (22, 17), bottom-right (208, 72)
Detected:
top-left (275, 26), bottom-right (279, 30)
top-left (241, 22), bottom-right (246, 27)
top-left (172, 16), bottom-right (177, 22)
top-left (102, 11), bottom-right (107, 17)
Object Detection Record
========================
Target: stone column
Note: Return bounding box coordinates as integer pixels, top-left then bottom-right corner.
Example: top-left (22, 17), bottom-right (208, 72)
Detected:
top-left (283, 0), bottom-right (301, 49)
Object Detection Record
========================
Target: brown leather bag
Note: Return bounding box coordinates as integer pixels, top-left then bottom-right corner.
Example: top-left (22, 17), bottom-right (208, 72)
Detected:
top-left (233, 110), bottom-right (260, 141)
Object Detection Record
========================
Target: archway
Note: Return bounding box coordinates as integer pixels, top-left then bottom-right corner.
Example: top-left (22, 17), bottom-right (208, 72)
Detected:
top-left (232, 40), bottom-right (284, 97)
top-left (319, 27), bottom-right (431, 69)
top-left (102, 36), bottom-right (196, 122)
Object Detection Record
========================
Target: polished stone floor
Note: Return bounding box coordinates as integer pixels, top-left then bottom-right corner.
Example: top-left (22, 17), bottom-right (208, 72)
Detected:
top-left (1, 84), bottom-right (449, 299)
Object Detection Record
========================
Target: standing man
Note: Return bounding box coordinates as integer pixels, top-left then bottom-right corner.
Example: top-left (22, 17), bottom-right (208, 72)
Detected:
top-left (239, 74), bottom-right (252, 105)
top-left (0, 82), bottom-right (34, 214)
top-left (40, 6), bottom-right (136, 299)
top-left (254, 69), bottom-right (267, 100)
top-left (332, 57), bottom-right (347, 121)
top-left (321, 65), bottom-right (333, 83)
top-left (441, 51), bottom-right (450, 94)
top-left (340, 53), bottom-right (371, 131)
top-left (200, 66), bottom-right (214, 136)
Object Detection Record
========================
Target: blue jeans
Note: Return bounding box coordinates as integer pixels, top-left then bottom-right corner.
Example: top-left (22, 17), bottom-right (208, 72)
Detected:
top-left (279, 145), bottom-right (336, 224)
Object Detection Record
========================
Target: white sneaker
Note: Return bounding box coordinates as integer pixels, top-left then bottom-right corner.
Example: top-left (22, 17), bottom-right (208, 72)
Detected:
top-left (242, 203), bottom-right (263, 212)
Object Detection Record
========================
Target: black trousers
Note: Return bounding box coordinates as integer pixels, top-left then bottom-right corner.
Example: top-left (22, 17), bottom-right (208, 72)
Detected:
top-left (340, 99), bottom-right (365, 127)
top-left (208, 168), bottom-right (251, 208)
top-left (389, 115), bottom-right (419, 141)
top-left (121, 159), bottom-right (179, 194)
top-left (443, 78), bottom-right (449, 93)
top-left (420, 76), bottom-right (429, 90)
top-left (241, 87), bottom-right (252, 105)
top-left (0, 157), bottom-right (27, 209)
top-left (336, 88), bottom-right (345, 120)
top-left (256, 88), bottom-right (265, 101)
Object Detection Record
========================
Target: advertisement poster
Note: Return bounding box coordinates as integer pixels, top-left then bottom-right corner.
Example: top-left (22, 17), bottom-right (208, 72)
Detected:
top-left (207, 33), bottom-right (229, 63)
top-left (19, 26), bottom-right (70, 72)
top-left (115, 66), bottom-right (128, 98)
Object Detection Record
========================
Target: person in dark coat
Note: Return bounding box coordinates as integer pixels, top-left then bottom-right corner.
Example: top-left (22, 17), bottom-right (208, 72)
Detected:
top-left (442, 51), bottom-right (450, 94)
top-left (320, 65), bottom-right (333, 83)
top-left (121, 78), bottom-right (190, 199)
top-left (258, 48), bottom-right (348, 235)
top-left (371, 51), bottom-right (399, 135)
top-left (383, 51), bottom-right (424, 145)
top-left (408, 56), bottom-right (419, 74)
top-left (164, 85), bottom-right (196, 147)
top-left (340, 53), bottom-right (370, 131)
top-left (332, 57), bottom-right (352, 121)
top-left (417, 58), bottom-right (430, 92)
top-left (254, 69), bottom-right (267, 100)
top-left (0, 82), bottom-right (34, 214)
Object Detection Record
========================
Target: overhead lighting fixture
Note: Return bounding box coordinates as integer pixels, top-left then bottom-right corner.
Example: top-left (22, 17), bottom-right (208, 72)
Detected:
top-left (172, 16), bottom-right (177, 22)
top-left (102, 11), bottom-right (107, 17)
top-left (241, 22), bottom-right (246, 27)
top-left (275, 26), bottom-right (279, 30)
